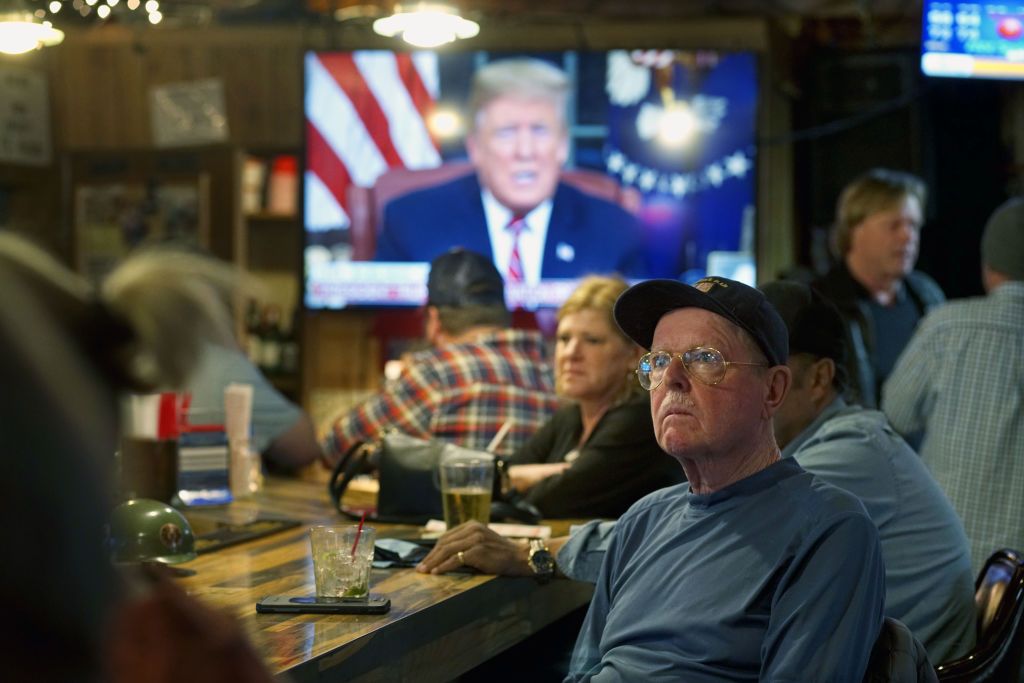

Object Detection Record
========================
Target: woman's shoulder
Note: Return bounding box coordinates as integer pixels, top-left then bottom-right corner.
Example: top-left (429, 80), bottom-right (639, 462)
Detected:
top-left (602, 393), bottom-right (653, 426)
top-left (587, 394), bottom-right (666, 458)
top-left (611, 392), bottom-right (651, 413)
top-left (547, 401), bottom-right (583, 424)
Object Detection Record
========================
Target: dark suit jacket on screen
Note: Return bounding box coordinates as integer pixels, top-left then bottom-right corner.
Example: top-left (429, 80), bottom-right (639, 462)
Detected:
top-left (374, 173), bottom-right (644, 278)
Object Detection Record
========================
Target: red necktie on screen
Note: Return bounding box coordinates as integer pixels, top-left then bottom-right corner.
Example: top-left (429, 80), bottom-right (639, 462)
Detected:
top-left (506, 214), bottom-right (526, 283)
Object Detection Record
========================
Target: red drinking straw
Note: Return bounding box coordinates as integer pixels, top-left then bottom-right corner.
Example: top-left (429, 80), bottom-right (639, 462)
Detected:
top-left (351, 512), bottom-right (366, 558)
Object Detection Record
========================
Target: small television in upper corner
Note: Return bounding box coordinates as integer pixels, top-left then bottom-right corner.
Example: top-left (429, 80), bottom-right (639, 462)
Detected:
top-left (922, 1), bottom-right (1024, 80)
top-left (302, 49), bottom-right (759, 310)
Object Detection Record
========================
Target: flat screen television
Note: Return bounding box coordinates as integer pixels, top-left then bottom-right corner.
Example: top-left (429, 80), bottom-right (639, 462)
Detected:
top-left (303, 49), bottom-right (759, 309)
top-left (922, 1), bottom-right (1024, 79)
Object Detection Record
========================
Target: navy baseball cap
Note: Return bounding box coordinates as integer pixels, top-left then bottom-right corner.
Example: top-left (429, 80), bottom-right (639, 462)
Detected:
top-left (614, 276), bottom-right (789, 367)
top-left (427, 248), bottom-right (506, 308)
top-left (760, 281), bottom-right (849, 389)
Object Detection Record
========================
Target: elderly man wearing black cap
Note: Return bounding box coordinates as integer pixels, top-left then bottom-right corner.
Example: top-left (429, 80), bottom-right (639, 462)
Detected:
top-left (884, 197), bottom-right (1024, 576)
top-left (324, 248), bottom-right (559, 462)
top-left (565, 276), bottom-right (884, 682)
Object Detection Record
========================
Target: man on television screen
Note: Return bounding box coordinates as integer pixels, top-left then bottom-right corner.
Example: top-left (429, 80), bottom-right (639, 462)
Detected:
top-left (374, 58), bottom-right (644, 283)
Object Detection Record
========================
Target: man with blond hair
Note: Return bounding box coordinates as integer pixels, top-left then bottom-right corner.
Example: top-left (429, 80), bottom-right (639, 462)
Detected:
top-left (815, 168), bottom-right (945, 407)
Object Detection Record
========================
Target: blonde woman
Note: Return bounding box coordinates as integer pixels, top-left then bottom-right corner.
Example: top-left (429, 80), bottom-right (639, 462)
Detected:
top-left (507, 275), bottom-right (683, 518)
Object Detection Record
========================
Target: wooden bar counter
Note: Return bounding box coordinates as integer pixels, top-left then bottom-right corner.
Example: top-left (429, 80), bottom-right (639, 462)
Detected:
top-left (175, 475), bottom-right (594, 682)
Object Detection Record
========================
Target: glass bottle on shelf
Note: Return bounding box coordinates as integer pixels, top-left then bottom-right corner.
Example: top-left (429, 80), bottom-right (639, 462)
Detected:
top-left (280, 308), bottom-right (300, 376)
top-left (260, 305), bottom-right (283, 374)
top-left (241, 155), bottom-right (268, 215)
top-left (266, 155), bottom-right (298, 216)
top-left (245, 300), bottom-right (263, 364)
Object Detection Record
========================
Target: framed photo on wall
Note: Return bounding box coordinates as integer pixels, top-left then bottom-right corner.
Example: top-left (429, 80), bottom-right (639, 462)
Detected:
top-left (73, 175), bottom-right (210, 282)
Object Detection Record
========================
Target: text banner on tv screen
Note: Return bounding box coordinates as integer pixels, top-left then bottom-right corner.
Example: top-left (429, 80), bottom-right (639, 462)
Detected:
top-left (303, 50), bottom-right (759, 310)
top-left (922, 2), bottom-right (1024, 80)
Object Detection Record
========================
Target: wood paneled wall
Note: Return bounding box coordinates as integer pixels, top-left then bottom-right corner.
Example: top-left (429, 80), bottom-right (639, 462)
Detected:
top-left (758, 22), bottom-right (797, 281)
top-left (45, 18), bottom-right (789, 150)
top-left (50, 26), bottom-right (306, 150)
top-left (302, 310), bottom-right (381, 390)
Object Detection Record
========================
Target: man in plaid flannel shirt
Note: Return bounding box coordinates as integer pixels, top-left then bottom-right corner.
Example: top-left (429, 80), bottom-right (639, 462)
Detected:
top-left (324, 249), bottom-right (559, 462)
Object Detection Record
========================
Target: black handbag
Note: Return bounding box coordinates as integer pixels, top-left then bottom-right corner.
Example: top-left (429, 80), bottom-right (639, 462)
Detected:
top-left (328, 432), bottom-right (543, 526)
top-left (329, 432), bottom-right (445, 525)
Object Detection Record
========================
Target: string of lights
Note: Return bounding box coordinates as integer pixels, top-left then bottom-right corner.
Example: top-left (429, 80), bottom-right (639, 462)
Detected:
top-left (27, 0), bottom-right (162, 24)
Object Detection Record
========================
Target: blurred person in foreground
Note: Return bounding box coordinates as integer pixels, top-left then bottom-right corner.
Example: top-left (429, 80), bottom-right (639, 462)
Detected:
top-left (375, 58), bottom-right (643, 281)
top-left (0, 234), bottom-right (273, 682)
top-left (505, 275), bottom-right (683, 518)
top-left (884, 197), bottom-right (1024, 575)
top-left (324, 248), bottom-right (559, 462)
top-left (422, 280), bottom-right (973, 663)
top-left (815, 168), bottom-right (945, 408)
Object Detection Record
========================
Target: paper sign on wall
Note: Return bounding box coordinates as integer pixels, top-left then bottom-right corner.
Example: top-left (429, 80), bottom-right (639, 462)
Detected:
top-left (0, 65), bottom-right (52, 166)
top-left (150, 78), bottom-right (229, 148)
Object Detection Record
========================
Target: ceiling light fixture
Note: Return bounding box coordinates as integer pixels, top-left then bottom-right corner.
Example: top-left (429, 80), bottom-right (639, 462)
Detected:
top-left (0, 0), bottom-right (64, 55)
top-left (372, 3), bottom-right (478, 49)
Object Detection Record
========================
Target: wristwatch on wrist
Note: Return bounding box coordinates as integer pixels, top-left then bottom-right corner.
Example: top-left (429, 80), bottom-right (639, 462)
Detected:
top-left (527, 538), bottom-right (555, 583)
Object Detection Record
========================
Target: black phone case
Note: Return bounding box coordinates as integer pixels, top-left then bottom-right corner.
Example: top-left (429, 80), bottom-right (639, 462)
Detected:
top-left (256, 595), bottom-right (391, 614)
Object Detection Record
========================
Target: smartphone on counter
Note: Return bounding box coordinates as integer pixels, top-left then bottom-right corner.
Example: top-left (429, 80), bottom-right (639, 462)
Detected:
top-left (256, 595), bottom-right (391, 615)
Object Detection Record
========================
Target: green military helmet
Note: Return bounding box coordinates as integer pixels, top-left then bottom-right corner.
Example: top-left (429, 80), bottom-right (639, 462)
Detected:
top-left (108, 498), bottom-right (197, 565)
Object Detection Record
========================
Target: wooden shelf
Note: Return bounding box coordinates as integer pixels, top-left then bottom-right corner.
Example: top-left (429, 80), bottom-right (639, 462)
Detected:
top-left (245, 211), bottom-right (297, 222)
top-left (246, 216), bottom-right (300, 272)
top-left (236, 147), bottom-right (304, 406)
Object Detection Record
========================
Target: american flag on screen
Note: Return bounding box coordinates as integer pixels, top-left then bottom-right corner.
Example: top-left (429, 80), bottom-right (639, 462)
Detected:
top-left (304, 51), bottom-right (442, 231)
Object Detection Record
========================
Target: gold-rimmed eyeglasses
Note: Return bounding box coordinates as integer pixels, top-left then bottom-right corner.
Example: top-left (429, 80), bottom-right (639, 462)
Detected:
top-left (636, 347), bottom-right (768, 390)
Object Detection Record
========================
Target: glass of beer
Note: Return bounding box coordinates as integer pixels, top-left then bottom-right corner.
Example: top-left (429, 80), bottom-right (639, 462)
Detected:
top-left (439, 449), bottom-right (493, 528)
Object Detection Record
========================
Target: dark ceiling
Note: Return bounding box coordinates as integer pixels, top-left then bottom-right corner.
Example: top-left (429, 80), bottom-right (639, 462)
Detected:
top-left (44, 0), bottom-right (923, 31)
top-left (312, 0), bottom-right (919, 22)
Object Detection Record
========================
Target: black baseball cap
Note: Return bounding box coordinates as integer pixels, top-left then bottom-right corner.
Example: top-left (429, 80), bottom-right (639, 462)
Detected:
top-left (427, 248), bottom-right (506, 308)
top-left (981, 197), bottom-right (1024, 280)
top-left (614, 277), bottom-right (789, 366)
top-left (760, 280), bottom-right (849, 389)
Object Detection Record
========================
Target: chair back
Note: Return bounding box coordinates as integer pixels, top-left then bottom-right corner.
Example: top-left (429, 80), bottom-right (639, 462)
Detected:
top-left (863, 617), bottom-right (938, 682)
top-left (347, 162), bottom-right (641, 259)
top-left (935, 548), bottom-right (1024, 682)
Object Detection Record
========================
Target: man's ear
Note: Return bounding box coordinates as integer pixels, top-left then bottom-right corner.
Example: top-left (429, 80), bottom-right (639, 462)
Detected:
top-left (763, 365), bottom-right (791, 418)
top-left (808, 358), bottom-right (836, 403)
top-left (425, 306), bottom-right (444, 346)
top-left (982, 264), bottom-right (1009, 293)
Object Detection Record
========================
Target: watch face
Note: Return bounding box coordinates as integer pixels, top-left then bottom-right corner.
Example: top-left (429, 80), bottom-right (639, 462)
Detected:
top-left (529, 544), bottom-right (555, 576)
